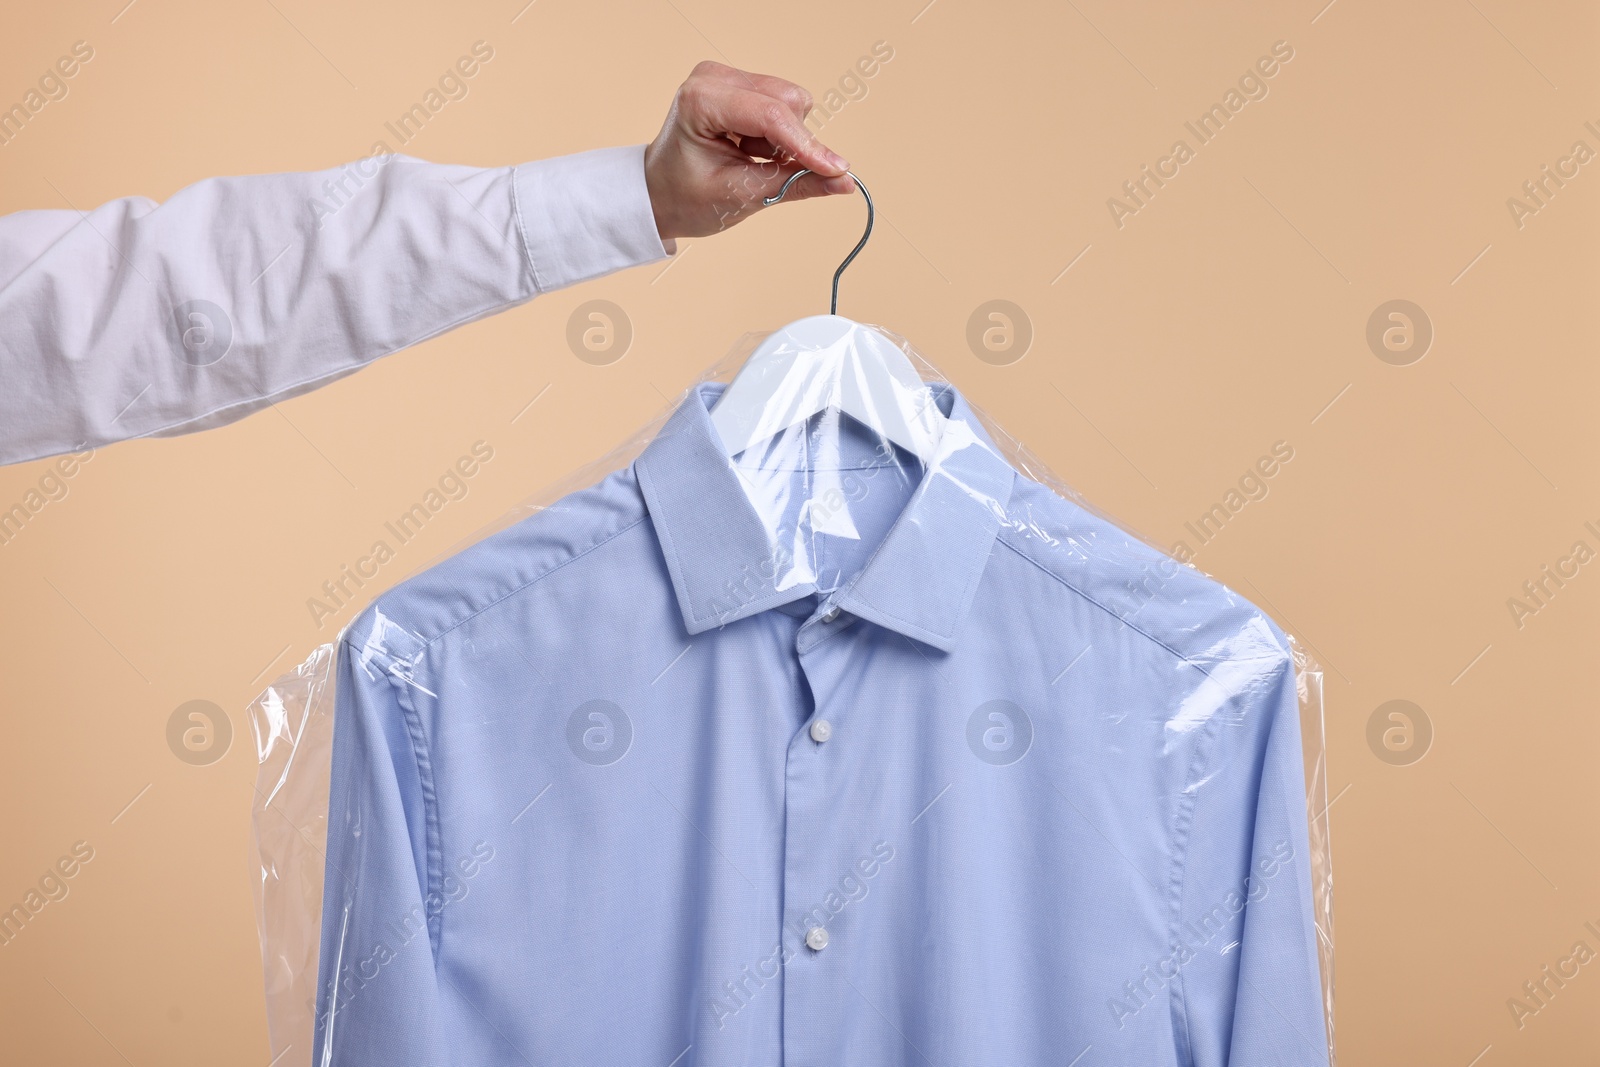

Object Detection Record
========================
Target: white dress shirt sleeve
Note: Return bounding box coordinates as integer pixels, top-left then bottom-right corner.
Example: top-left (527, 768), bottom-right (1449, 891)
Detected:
top-left (0, 144), bottom-right (674, 467)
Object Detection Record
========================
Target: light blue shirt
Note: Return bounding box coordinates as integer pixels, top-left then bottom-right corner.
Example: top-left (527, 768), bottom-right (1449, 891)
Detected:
top-left (316, 380), bottom-right (1328, 1067)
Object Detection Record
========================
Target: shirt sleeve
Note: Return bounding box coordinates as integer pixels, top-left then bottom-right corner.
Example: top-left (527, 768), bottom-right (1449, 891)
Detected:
top-left (1174, 629), bottom-right (1330, 1067)
top-left (0, 143), bottom-right (673, 467)
top-left (313, 615), bottom-right (451, 1066)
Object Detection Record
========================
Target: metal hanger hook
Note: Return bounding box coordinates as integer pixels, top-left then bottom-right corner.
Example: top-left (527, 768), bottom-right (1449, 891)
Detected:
top-left (763, 169), bottom-right (873, 316)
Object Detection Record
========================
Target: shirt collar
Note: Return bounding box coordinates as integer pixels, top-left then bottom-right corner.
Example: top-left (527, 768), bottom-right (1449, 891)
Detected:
top-left (634, 379), bottom-right (1016, 652)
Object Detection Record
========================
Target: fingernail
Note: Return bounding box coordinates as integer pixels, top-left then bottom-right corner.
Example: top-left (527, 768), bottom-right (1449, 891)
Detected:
top-left (828, 151), bottom-right (850, 172)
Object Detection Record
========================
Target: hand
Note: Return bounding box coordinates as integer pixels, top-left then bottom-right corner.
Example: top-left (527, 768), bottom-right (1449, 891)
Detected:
top-left (644, 61), bottom-right (855, 241)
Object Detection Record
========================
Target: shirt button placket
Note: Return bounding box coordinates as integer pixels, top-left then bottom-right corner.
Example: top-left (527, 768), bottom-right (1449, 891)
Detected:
top-left (783, 608), bottom-right (848, 1066)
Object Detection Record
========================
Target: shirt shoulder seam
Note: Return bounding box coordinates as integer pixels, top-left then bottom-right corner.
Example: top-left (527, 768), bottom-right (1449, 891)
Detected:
top-left (420, 512), bottom-right (650, 651)
top-left (994, 533), bottom-right (1215, 679)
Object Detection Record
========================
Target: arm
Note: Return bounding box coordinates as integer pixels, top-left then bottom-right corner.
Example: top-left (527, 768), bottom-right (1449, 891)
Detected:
top-left (0, 146), bottom-right (668, 467)
top-left (0, 60), bottom-right (851, 467)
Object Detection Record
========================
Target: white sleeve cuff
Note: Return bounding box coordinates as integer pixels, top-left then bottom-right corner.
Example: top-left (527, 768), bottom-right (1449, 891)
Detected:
top-left (512, 143), bottom-right (675, 294)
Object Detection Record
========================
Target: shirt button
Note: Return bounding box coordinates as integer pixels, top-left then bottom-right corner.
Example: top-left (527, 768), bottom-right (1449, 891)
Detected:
top-left (809, 719), bottom-right (832, 743)
top-left (805, 926), bottom-right (829, 951)
top-left (820, 608), bottom-right (841, 623)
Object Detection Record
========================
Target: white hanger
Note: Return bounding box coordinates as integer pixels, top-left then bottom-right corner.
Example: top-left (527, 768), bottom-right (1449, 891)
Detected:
top-left (710, 171), bottom-right (947, 463)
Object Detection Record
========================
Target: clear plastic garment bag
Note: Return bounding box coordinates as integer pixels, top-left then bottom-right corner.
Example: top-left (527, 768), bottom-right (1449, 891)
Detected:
top-left (250, 171), bottom-right (1336, 1067)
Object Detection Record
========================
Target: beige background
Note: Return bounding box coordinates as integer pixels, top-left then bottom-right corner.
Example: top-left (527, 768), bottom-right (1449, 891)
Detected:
top-left (1, 0), bottom-right (1596, 1064)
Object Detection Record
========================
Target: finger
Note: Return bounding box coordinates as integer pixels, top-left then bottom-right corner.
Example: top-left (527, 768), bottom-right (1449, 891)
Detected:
top-left (695, 82), bottom-right (848, 177)
top-left (753, 165), bottom-right (854, 206)
top-left (694, 62), bottom-right (814, 121)
top-left (704, 165), bottom-right (851, 235)
top-left (735, 136), bottom-right (786, 162)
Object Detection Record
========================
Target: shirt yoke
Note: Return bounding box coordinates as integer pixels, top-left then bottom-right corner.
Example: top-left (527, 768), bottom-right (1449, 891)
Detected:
top-left (341, 465), bottom-right (650, 662)
top-left (994, 476), bottom-right (1293, 686)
